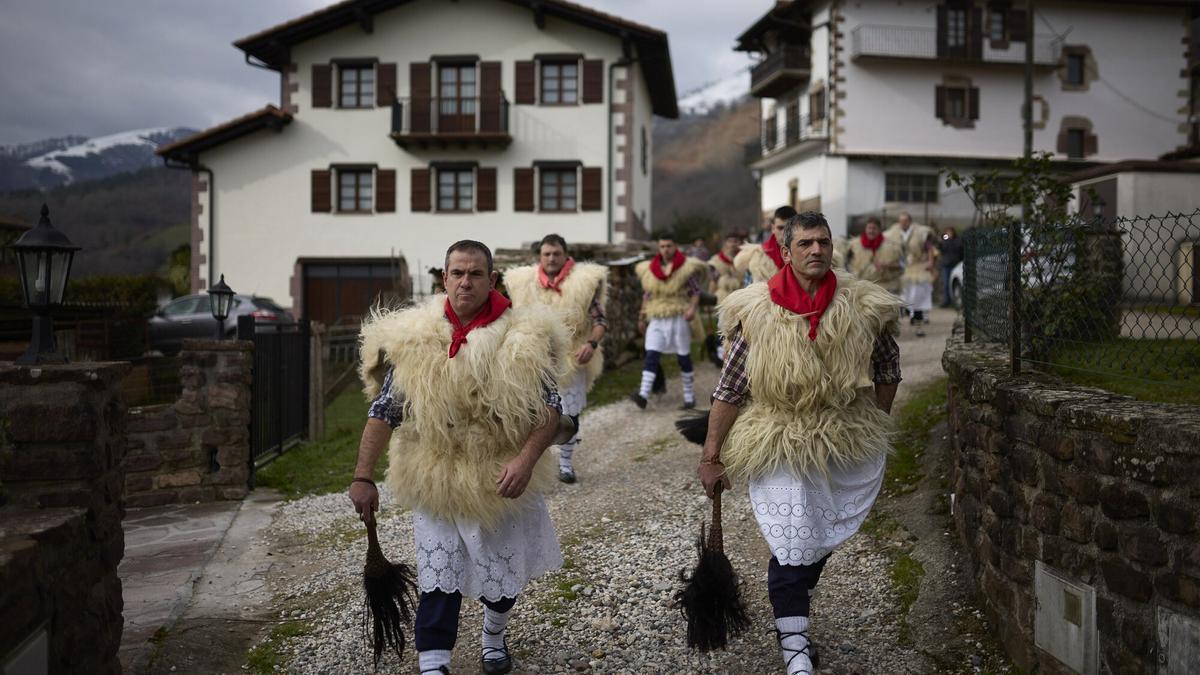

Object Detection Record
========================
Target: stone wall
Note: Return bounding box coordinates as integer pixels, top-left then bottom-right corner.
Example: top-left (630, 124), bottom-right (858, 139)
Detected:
top-left (124, 339), bottom-right (253, 507)
top-left (0, 362), bottom-right (129, 673)
top-left (943, 336), bottom-right (1200, 674)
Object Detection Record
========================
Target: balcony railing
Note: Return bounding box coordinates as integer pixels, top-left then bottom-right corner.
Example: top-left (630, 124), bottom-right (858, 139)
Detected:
top-left (390, 94), bottom-right (512, 148)
top-left (755, 112), bottom-right (826, 161)
top-left (850, 24), bottom-right (1061, 66)
top-left (751, 46), bottom-right (812, 98)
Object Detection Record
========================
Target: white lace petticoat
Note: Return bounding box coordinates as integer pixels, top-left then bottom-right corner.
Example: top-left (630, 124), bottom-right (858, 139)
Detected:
top-left (412, 495), bottom-right (562, 601)
top-left (748, 453), bottom-right (886, 566)
top-left (560, 369), bottom-right (588, 418)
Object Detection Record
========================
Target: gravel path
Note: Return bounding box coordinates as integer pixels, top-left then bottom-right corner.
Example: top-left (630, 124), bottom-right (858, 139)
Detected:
top-left (263, 308), bottom-right (965, 674)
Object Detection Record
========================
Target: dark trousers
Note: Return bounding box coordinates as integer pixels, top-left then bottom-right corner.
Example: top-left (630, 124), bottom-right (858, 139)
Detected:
top-left (767, 555), bottom-right (830, 618)
top-left (940, 266), bottom-right (955, 306)
top-left (643, 349), bottom-right (694, 373)
top-left (414, 590), bottom-right (517, 651)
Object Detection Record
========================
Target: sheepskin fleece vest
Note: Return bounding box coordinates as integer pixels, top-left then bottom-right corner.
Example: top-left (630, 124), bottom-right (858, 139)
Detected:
top-left (635, 257), bottom-right (707, 319)
top-left (847, 237), bottom-right (903, 293)
top-left (358, 296), bottom-right (570, 527)
top-left (733, 244), bottom-right (780, 284)
top-left (708, 254), bottom-right (743, 303)
top-left (504, 262), bottom-right (607, 390)
top-left (716, 272), bottom-right (901, 480)
top-left (886, 223), bottom-right (936, 284)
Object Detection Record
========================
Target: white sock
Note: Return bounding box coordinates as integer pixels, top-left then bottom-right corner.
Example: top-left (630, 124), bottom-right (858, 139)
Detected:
top-left (680, 370), bottom-right (695, 403)
top-left (716, 342), bottom-right (725, 360)
top-left (558, 436), bottom-right (579, 471)
top-left (418, 649), bottom-right (452, 673)
top-left (482, 606), bottom-right (512, 651)
top-left (776, 616), bottom-right (812, 675)
top-left (638, 370), bottom-right (655, 398)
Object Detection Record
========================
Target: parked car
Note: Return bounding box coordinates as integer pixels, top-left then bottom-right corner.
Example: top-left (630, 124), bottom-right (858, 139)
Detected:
top-left (147, 293), bottom-right (294, 355)
top-left (950, 261), bottom-right (964, 308)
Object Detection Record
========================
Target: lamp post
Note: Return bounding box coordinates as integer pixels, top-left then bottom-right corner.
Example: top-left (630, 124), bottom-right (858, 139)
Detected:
top-left (10, 204), bottom-right (80, 365)
top-left (207, 274), bottom-right (234, 340)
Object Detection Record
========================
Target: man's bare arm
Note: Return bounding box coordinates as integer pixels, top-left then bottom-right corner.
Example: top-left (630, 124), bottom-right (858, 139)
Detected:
top-left (875, 383), bottom-right (898, 415)
top-left (697, 399), bottom-right (739, 497)
top-left (348, 418), bottom-right (392, 520)
top-left (497, 406), bottom-right (561, 498)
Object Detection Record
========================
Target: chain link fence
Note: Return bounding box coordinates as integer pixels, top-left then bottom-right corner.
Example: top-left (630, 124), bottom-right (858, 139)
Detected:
top-left (962, 210), bottom-right (1200, 389)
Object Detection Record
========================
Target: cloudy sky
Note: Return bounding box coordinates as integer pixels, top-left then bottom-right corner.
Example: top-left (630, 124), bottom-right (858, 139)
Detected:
top-left (0, 0), bottom-right (765, 146)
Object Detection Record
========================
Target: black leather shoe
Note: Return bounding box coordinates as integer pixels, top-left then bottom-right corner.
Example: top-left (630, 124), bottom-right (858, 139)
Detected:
top-left (680, 400), bottom-right (696, 410)
top-left (630, 393), bottom-right (647, 409)
top-left (481, 637), bottom-right (513, 674)
top-left (420, 667), bottom-right (450, 674)
top-left (558, 468), bottom-right (577, 484)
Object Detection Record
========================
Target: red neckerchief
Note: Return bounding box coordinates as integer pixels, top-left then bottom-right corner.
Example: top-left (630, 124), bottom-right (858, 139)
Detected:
top-left (762, 235), bottom-right (785, 269)
top-left (717, 250), bottom-right (734, 266)
top-left (860, 232), bottom-right (884, 252)
top-left (649, 250), bottom-right (686, 281)
top-left (538, 257), bottom-right (575, 294)
top-left (444, 289), bottom-right (511, 358)
top-left (768, 266), bottom-right (838, 341)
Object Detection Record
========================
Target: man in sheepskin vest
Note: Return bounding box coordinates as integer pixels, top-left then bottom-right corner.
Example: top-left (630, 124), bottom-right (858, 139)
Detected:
top-left (504, 234), bottom-right (607, 484)
top-left (349, 240), bottom-right (569, 675)
top-left (698, 212), bottom-right (902, 675)
top-left (707, 233), bottom-right (745, 304)
top-left (885, 211), bottom-right (938, 337)
top-left (630, 234), bottom-right (708, 410)
top-left (846, 216), bottom-right (902, 293)
top-left (735, 205), bottom-right (795, 284)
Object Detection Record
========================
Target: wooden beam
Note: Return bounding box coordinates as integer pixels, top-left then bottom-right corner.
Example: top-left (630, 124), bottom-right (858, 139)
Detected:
top-left (355, 7), bottom-right (373, 34)
top-left (531, 1), bottom-right (545, 29)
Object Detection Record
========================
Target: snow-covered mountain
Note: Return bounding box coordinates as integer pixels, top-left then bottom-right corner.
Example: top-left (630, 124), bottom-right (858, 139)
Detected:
top-left (677, 69), bottom-right (751, 116)
top-left (0, 127), bottom-right (195, 192)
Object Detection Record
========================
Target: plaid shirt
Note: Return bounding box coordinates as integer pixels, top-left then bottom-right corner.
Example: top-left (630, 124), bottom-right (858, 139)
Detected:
top-left (589, 288), bottom-right (608, 327)
top-left (712, 326), bottom-right (901, 406)
top-left (369, 366), bottom-right (562, 428)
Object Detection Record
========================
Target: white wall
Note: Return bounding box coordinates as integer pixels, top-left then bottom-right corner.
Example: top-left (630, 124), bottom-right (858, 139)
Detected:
top-left (202, 0), bottom-right (640, 306)
top-left (759, 152), bottom-right (849, 237)
top-left (837, 0), bottom-right (1187, 161)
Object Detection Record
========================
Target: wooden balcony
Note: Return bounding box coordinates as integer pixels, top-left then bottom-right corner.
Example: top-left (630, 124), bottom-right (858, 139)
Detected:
top-left (750, 47), bottom-right (811, 98)
top-left (390, 94), bottom-right (512, 149)
top-left (850, 24), bottom-right (1061, 66)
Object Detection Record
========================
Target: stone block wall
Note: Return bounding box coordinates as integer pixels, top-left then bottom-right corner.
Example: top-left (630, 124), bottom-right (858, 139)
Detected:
top-left (943, 337), bottom-right (1200, 674)
top-left (0, 362), bottom-right (129, 673)
top-left (124, 339), bottom-right (253, 507)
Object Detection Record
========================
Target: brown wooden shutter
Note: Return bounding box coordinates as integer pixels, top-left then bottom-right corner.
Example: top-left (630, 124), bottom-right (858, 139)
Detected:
top-left (936, 6), bottom-right (947, 58)
top-left (410, 62), bottom-right (432, 133)
top-left (1008, 9), bottom-right (1027, 41)
top-left (969, 87), bottom-right (980, 120)
top-left (969, 8), bottom-right (984, 60)
top-left (477, 167), bottom-right (497, 211)
top-left (1084, 132), bottom-right (1098, 156)
top-left (582, 59), bottom-right (603, 103)
top-left (311, 169), bottom-right (331, 212)
top-left (411, 168), bottom-right (431, 212)
top-left (581, 167), bottom-right (602, 211)
top-left (377, 63), bottom-right (397, 106)
top-left (1056, 129), bottom-right (1068, 154)
top-left (480, 62), bottom-right (502, 132)
top-left (312, 64), bottom-right (332, 108)
top-left (935, 86), bottom-right (946, 119)
top-left (514, 168), bottom-right (534, 211)
top-left (376, 169), bottom-right (396, 212)
top-left (515, 60), bottom-right (536, 104)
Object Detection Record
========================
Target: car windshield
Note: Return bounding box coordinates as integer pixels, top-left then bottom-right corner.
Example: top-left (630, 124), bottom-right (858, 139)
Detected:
top-left (252, 298), bottom-right (284, 312)
top-left (162, 297), bottom-right (203, 316)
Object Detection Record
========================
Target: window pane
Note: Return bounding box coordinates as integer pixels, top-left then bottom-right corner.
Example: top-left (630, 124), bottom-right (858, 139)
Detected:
top-left (544, 90), bottom-right (559, 103)
top-left (1068, 55), bottom-right (1084, 84)
top-left (990, 11), bottom-right (1005, 41)
top-left (544, 64), bottom-right (559, 78)
top-left (360, 80), bottom-right (374, 101)
top-left (341, 196), bottom-right (355, 211)
top-left (441, 69), bottom-right (457, 84)
top-left (460, 68), bottom-right (475, 84)
top-left (563, 64), bottom-right (577, 78)
top-left (439, 195), bottom-right (454, 210)
top-left (561, 184), bottom-right (576, 198)
top-left (562, 196), bottom-right (576, 210)
top-left (439, 172), bottom-right (454, 186)
top-left (562, 89), bottom-right (577, 103)
top-left (361, 69), bottom-right (374, 85)
top-left (543, 183), bottom-right (558, 198)
top-left (1067, 129), bottom-right (1084, 157)
top-left (341, 173), bottom-right (355, 188)
top-left (562, 172), bottom-right (577, 187)
top-left (342, 69), bottom-right (356, 85)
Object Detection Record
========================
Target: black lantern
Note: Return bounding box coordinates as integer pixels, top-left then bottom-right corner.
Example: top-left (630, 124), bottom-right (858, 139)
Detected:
top-left (1092, 196), bottom-right (1106, 222)
top-left (207, 274), bottom-right (235, 339)
top-left (11, 204), bottom-right (80, 365)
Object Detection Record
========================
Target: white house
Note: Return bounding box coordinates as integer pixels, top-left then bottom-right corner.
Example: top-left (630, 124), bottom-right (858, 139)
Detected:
top-left (157, 0), bottom-right (677, 325)
top-left (738, 0), bottom-right (1197, 237)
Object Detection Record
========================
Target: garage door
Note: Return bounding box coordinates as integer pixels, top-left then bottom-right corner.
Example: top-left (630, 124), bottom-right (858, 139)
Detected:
top-left (303, 260), bottom-right (409, 326)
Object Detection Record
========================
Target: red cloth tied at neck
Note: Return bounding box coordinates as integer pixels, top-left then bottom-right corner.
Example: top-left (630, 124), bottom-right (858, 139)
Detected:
top-left (860, 232), bottom-right (884, 252)
top-left (444, 289), bottom-right (511, 358)
top-left (649, 250), bottom-right (687, 281)
top-left (768, 266), bottom-right (838, 340)
top-left (538, 257), bottom-right (575, 293)
top-left (762, 235), bottom-right (785, 269)
top-left (717, 250), bottom-right (734, 266)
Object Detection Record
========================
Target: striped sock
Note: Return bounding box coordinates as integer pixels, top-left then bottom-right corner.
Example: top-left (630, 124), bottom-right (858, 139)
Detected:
top-left (776, 616), bottom-right (812, 675)
top-left (482, 607), bottom-right (512, 651)
top-left (558, 437), bottom-right (579, 471)
top-left (638, 370), bottom-right (655, 398)
top-left (418, 650), bottom-right (452, 673)
top-left (680, 370), bottom-right (695, 404)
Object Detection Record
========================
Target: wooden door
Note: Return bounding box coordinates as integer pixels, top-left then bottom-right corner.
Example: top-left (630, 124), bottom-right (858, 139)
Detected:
top-left (438, 64), bottom-right (476, 133)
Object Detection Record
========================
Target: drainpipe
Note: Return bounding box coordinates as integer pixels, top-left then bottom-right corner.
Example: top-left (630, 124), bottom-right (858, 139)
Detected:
top-left (164, 157), bottom-right (214, 290)
top-left (608, 55), bottom-right (636, 244)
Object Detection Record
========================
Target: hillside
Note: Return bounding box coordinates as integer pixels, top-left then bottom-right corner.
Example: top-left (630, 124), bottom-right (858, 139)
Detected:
top-left (0, 167), bottom-right (191, 278)
top-left (0, 128), bottom-right (195, 192)
top-left (652, 97), bottom-right (760, 235)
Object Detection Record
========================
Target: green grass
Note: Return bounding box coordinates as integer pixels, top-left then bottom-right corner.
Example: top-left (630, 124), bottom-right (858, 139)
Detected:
top-left (255, 387), bottom-right (382, 498)
top-left (1043, 339), bottom-right (1200, 405)
top-left (891, 552), bottom-right (926, 644)
top-left (245, 621), bottom-right (312, 674)
top-left (884, 378), bottom-right (948, 496)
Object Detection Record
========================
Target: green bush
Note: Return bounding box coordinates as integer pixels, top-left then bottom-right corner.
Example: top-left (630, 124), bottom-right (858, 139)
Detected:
top-left (67, 275), bottom-right (168, 316)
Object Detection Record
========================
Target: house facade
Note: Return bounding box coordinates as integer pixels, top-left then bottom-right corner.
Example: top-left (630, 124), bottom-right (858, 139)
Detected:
top-left (739, 0), bottom-right (1197, 237)
top-left (157, 0), bottom-right (676, 325)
